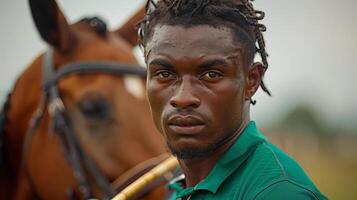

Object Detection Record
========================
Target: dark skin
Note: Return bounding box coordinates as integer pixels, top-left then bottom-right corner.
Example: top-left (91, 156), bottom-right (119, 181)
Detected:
top-left (146, 25), bottom-right (264, 187)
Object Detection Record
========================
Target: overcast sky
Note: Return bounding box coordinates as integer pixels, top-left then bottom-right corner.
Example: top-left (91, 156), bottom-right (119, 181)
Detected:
top-left (0, 0), bottom-right (356, 130)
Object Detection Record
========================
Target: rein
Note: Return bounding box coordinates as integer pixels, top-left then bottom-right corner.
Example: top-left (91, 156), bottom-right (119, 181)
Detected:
top-left (0, 93), bottom-right (12, 168)
top-left (23, 48), bottom-right (147, 199)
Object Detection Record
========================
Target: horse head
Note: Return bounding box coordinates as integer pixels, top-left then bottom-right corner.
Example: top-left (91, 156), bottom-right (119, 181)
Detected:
top-left (0, 0), bottom-right (166, 199)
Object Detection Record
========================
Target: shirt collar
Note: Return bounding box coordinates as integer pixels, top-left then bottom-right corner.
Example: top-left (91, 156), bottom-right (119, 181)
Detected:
top-left (168, 121), bottom-right (267, 196)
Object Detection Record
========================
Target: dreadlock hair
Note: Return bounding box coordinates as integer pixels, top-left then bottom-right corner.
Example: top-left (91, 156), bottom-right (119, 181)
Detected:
top-left (139, 0), bottom-right (271, 100)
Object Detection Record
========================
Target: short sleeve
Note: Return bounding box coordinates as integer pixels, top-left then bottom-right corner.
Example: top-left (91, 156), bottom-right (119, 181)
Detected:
top-left (253, 180), bottom-right (322, 200)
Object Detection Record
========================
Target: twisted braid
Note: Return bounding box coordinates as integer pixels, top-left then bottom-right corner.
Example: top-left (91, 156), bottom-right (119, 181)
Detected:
top-left (241, 0), bottom-right (271, 96)
top-left (139, 0), bottom-right (271, 98)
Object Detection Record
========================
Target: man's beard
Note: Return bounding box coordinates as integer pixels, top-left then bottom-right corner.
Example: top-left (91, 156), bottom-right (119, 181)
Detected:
top-left (167, 128), bottom-right (237, 160)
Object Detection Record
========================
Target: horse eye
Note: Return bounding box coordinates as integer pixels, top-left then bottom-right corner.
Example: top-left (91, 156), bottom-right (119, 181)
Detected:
top-left (78, 95), bottom-right (111, 120)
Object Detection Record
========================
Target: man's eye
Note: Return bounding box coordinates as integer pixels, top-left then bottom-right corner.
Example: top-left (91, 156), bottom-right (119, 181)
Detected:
top-left (201, 71), bottom-right (222, 81)
top-left (159, 71), bottom-right (172, 78)
top-left (154, 71), bottom-right (175, 80)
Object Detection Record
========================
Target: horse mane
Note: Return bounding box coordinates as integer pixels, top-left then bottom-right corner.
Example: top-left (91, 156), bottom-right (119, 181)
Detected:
top-left (0, 92), bottom-right (12, 168)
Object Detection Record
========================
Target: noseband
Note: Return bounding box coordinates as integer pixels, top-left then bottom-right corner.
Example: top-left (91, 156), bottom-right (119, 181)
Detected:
top-left (23, 48), bottom-right (146, 199)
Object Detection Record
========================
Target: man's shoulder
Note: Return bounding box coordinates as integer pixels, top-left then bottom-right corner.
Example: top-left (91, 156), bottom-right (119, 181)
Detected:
top-left (252, 179), bottom-right (328, 200)
top-left (252, 141), bottom-right (316, 185)
top-left (229, 140), bottom-right (327, 199)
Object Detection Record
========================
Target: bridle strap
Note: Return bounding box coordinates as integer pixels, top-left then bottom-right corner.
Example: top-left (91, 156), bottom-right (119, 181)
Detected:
top-left (46, 48), bottom-right (127, 199)
top-left (23, 48), bottom-right (148, 199)
top-left (43, 59), bottom-right (146, 91)
top-left (44, 49), bottom-right (95, 198)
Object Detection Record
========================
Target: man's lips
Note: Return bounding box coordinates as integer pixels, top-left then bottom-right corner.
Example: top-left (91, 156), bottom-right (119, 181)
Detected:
top-left (167, 115), bottom-right (205, 135)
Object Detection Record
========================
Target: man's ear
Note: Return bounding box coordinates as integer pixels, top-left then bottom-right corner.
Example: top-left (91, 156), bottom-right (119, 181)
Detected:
top-left (29, 0), bottom-right (75, 52)
top-left (244, 62), bottom-right (265, 101)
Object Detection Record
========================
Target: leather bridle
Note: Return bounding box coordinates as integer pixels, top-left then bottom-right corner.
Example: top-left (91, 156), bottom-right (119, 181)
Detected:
top-left (23, 48), bottom-right (147, 199)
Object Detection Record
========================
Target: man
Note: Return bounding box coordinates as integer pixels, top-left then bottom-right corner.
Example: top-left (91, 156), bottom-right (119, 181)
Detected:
top-left (139, 0), bottom-right (327, 199)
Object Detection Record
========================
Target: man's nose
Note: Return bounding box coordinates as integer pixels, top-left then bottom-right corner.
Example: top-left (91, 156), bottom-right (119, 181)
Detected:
top-left (169, 77), bottom-right (200, 109)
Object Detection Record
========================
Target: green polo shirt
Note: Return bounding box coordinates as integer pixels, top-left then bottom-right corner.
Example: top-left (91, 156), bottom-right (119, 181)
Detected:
top-left (167, 121), bottom-right (327, 200)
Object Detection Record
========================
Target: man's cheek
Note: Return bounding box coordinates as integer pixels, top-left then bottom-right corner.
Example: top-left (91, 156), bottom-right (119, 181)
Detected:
top-left (150, 108), bottom-right (163, 134)
top-left (154, 99), bottom-right (170, 133)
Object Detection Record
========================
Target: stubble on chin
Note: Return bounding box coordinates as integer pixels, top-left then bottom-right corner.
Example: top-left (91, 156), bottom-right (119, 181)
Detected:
top-left (166, 128), bottom-right (236, 160)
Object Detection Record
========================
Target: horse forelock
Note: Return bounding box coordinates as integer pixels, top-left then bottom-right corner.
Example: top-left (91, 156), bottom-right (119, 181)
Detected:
top-left (77, 16), bottom-right (108, 37)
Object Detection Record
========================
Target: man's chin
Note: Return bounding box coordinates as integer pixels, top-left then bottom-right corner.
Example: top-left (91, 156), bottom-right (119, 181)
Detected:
top-left (166, 128), bottom-right (238, 160)
top-left (167, 142), bottom-right (218, 160)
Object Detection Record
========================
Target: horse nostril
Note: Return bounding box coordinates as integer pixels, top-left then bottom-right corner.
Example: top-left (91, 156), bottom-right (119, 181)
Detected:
top-left (78, 96), bottom-right (111, 120)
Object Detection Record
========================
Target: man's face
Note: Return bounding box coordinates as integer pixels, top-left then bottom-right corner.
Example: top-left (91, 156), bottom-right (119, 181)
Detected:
top-left (146, 25), bottom-right (250, 159)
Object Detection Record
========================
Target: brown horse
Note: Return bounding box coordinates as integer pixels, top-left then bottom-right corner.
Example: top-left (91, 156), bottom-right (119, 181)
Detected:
top-left (0, 0), bottom-right (168, 199)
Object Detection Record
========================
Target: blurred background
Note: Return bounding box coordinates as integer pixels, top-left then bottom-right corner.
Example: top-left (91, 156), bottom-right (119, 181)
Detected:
top-left (0, 0), bottom-right (356, 199)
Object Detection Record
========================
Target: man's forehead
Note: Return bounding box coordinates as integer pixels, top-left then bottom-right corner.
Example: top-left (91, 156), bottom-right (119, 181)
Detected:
top-left (146, 24), bottom-right (242, 59)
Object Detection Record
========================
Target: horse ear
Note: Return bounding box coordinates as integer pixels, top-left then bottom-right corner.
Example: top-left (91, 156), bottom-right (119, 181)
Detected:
top-left (115, 6), bottom-right (145, 46)
top-left (29, 0), bottom-right (75, 52)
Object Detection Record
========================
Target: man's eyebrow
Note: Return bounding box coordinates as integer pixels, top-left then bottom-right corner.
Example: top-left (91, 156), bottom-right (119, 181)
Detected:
top-left (199, 59), bottom-right (229, 69)
top-left (148, 58), bottom-right (173, 68)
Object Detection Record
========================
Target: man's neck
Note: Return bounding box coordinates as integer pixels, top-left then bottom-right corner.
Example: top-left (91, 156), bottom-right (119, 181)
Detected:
top-left (178, 119), bottom-right (249, 187)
